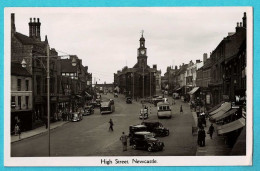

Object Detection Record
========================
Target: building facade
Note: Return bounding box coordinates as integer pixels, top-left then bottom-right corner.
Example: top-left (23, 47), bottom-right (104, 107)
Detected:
top-left (11, 62), bottom-right (33, 132)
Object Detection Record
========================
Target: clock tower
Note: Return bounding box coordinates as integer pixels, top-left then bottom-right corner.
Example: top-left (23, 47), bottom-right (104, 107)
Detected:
top-left (137, 30), bottom-right (147, 68)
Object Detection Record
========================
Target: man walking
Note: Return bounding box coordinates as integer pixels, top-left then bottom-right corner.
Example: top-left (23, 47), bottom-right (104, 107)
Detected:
top-left (208, 124), bottom-right (215, 139)
top-left (180, 105), bottom-right (183, 114)
top-left (201, 127), bottom-right (206, 147)
top-left (120, 132), bottom-right (128, 151)
top-left (109, 118), bottom-right (114, 131)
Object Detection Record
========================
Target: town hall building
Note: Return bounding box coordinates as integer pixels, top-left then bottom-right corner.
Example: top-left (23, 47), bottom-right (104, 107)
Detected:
top-left (114, 32), bottom-right (158, 98)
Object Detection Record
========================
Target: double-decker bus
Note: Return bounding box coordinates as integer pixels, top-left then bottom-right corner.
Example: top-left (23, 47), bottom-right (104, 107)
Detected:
top-left (100, 99), bottom-right (115, 114)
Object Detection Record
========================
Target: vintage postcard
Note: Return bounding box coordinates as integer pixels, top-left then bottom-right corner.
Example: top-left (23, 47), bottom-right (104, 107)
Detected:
top-left (4, 7), bottom-right (253, 166)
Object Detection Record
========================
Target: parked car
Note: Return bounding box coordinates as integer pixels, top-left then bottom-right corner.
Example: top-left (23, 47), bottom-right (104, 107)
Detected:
top-left (172, 93), bottom-right (180, 99)
top-left (96, 99), bottom-right (102, 107)
top-left (157, 102), bottom-right (172, 118)
top-left (83, 105), bottom-right (94, 116)
top-left (71, 112), bottom-right (83, 122)
top-left (129, 124), bottom-right (148, 137)
top-left (126, 97), bottom-right (132, 104)
top-left (130, 131), bottom-right (164, 152)
top-left (114, 93), bottom-right (118, 97)
top-left (90, 101), bottom-right (97, 108)
top-left (139, 108), bottom-right (148, 119)
top-left (141, 121), bottom-right (170, 137)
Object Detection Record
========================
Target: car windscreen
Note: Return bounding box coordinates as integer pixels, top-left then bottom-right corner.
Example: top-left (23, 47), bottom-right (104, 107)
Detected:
top-left (144, 133), bottom-right (154, 139)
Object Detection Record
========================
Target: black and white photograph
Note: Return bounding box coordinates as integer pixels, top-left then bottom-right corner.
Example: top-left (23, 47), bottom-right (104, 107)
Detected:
top-left (4, 7), bottom-right (252, 166)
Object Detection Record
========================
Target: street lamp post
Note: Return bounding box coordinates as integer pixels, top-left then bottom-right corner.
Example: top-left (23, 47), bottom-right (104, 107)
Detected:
top-left (143, 66), bottom-right (144, 98)
top-left (21, 46), bottom-right (73, 157)
top-left (131, 72), bottom-right (134, 100)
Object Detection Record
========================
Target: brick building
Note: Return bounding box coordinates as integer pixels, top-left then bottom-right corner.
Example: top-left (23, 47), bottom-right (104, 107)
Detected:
top-left (11, 62), bottom-right (33, 132)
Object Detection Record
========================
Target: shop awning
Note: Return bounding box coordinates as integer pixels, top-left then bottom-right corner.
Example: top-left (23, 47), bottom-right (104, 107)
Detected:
top-left (217, 118), bottom-right (245, 135)
top-left (209, 102), bottom-right (231, 116)
top-left (210, 104), bottom-right (232, 120)
top-left (188, 87), bottom-right (200, 95)
top-left (215, 109), bottom-right (238, 121)
top-left (207, 101), bottom-right (224, 113)
top-left (85, 92), bottom-right (91, 97)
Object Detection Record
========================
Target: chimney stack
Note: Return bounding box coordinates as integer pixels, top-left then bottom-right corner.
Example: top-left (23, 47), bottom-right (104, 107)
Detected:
top-left (196, 59), bottom-right (201, 63)
top-left (29, 17), bottom-right (41, 41)
top-left (11, 13), bottom-right (16, 36)
top-left (203, 53), bottom-right (208, 64)
top-left (153, 64), bottom-right (157, 70)
top-left (175, 65), bottom-right (177, 70)
top-left (243, 12), bottom-right (247, 28)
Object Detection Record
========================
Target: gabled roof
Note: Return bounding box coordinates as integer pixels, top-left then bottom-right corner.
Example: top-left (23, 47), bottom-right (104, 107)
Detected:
top-left (11, 62), bottom-right (31, 77)
top-left (14, 32), bottom-right (46, 48)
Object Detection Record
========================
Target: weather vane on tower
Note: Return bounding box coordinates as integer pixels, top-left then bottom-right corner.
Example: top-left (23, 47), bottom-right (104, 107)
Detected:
top-left (141, 30), bottom-right (144, 37)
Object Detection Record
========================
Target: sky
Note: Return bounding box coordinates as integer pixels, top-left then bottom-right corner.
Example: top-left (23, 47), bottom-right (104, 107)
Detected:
top-left (8, 7), bottom-right (249, 83)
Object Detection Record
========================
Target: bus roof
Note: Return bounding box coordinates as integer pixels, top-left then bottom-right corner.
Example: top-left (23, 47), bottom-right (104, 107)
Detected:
top-left (157, 102), bottom-right (170, 106)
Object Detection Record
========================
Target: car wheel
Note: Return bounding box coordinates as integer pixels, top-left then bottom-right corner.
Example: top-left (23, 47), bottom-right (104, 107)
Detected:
top-left (132, 145), bottom-right (137, 150)
top-left (165, 131), bottom-right (169, 136)
top-left (147, 146), bottom-right (152, 152)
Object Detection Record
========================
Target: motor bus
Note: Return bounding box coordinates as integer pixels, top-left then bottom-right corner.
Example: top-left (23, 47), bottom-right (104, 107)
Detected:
top-left (157, 102), bottom-right (172, 119)
top-left (100, 99), bottom-right (115, 114)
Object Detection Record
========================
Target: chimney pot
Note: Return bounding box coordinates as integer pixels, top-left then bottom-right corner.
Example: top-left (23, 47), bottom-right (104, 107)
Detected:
top-left (37, 18), bottom-right (40, 22)
top-left (34, 18), bottom-right (36, 22)
top-left (30, 18), bottom-right (32, 22)
top-left (240, 22), bottom-right (242, 27)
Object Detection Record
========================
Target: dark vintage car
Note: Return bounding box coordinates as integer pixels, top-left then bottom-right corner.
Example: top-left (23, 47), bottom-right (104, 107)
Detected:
top-left (130, 131), bottom-right (164, 152)
top-left (90, 101), bottom-right (97, 108)
top-left (126, 97), bottom-right (132, 104)
top-left (129, 124), bottom-right (148, 137)
top-left (83, 105), bottom-right (94, 116)
top-left (95, 99), bottom-right (102, 107)
top-left (141, 121), bottom-right (170, 137)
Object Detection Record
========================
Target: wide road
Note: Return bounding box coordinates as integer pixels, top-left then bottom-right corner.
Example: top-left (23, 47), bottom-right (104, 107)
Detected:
top-left (11, 93), bottom-right (197, 156)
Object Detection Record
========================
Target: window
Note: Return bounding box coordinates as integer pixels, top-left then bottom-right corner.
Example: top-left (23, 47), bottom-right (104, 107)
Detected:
top-left (26, 80), bottom-right (29, 91)
top-left (26, 96), bottom-right (29, 109)
top-left (18, 96), bottom-right (21, 109)
top-left (11, 96), bottom-right (15, 108)
top-left (17, 79), bottom-right (21, 91)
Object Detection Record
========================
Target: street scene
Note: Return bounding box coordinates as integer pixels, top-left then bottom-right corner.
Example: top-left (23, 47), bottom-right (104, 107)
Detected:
top-left (10, 8), bottom-right (248, 157)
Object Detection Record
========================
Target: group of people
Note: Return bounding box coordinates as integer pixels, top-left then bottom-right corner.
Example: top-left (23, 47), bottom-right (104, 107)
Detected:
top-left (197, 124), bottom-right (215, 147)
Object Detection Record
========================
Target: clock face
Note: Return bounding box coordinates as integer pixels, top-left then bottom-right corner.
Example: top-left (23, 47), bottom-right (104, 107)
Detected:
top-left (140, 50), bottom-right (145, 55)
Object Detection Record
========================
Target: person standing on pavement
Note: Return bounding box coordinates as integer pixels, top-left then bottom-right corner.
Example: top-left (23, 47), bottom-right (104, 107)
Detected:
top-left (180, 105), bottom-right (183, 114)
top-left (120, 132), bottom-right (128, 151)
top-left (201, 127), bottom-right (206, 147)
top-left (109, 118), bottom-right (114, 131)
top-left (208, 124), bottom-right (215, 139)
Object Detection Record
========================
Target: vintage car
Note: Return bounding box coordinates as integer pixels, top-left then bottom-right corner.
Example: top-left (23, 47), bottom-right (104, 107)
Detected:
top-left (71, 112), bottom-right (83, 122)
top-left (139, 108), bottom-right (148, 119)
top-left (126, 97), bottom-right (132, 104)
top-left (90, 101), bottom-right (97, 108)
top-left (141, 121), bottom-right (170, 137)
top-left (83, 105), bottom-right (94, 116)
top-left (153, 97), bottom-right (164, 106)
top-left (172, 93), bottom-right (180, 99)
top-left (95, 99), bottom-right (102, 107)
top-left (130, 131), bottom-right (164, 152)
top-left (129, 124), bottom-right (148, 137)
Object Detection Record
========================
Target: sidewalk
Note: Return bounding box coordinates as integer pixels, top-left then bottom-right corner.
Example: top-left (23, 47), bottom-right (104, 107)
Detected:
top-left (11, 120), bottom-right (69, 143)
top-left (192, 112), bottom-right (232, 155)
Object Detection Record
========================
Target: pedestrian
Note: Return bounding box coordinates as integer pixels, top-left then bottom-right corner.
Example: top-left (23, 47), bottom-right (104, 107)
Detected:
top-left (109, 118), bottom-right (114, 131)
top-left (18, 125), bottom-right (21, 139)
top-left (180, 105), bottom-right (183, 114)
top-left (14, 124), bottom-right (19, 136)
top-left (120, 132), bottom-right (128, 151)
top-left (199, 127), bottom-right (206, 147)
top-left (208, 124), bottom-right (215, 139)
